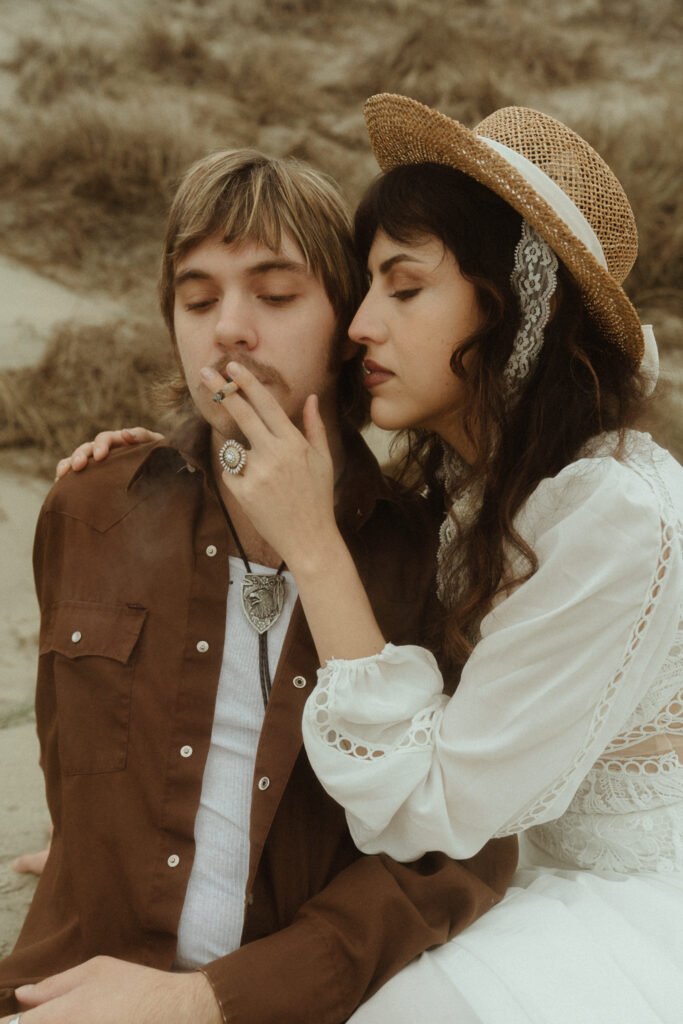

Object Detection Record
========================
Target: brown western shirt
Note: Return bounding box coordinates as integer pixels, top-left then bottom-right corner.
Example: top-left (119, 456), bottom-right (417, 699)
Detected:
top-left (0, 419), bottom-right (516, 1023)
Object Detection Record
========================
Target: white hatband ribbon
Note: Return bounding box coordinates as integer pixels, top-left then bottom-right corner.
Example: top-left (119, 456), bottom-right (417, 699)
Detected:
top-left (479, 135), bottom-right (657, 391)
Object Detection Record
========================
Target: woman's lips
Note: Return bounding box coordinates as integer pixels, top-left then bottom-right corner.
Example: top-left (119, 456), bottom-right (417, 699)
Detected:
top-left (363, 359), bottom-right (395, 388)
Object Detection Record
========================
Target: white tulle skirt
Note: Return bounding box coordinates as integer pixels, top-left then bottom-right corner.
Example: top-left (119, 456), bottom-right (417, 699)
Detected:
top-left (349, 838), bottom-right (683, 1024)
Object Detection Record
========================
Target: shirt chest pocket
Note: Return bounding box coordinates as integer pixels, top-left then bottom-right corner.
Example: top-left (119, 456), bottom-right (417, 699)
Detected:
top-left (40, 601), bottom-right (148, 775)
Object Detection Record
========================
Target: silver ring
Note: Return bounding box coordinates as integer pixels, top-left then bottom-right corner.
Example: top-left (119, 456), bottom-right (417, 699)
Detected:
top-left (219, 439), bottom-right (247, 475)
top-left (212, 390), bottom-right (225, 403)
top-left (9, 1014), bottom-right (23, 1023)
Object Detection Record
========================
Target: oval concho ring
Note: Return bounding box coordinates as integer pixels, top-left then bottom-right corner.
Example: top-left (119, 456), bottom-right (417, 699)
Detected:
top-left (219, 439), bottom-right (247, 475)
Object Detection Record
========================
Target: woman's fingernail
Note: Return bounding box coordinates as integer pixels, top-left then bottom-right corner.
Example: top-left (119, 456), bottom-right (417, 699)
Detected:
top-left (199, 367), bottom-right (214, 382)
top-left (227, 361), bottom-right (241, 377)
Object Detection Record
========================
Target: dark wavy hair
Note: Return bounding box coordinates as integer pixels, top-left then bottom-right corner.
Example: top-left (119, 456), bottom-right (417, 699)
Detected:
top-left (355, 163), bottom-right (647, 665)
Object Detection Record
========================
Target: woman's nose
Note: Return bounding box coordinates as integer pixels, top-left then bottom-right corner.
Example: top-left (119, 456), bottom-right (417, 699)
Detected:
top-left (349, 292), bottom-right (387, 345)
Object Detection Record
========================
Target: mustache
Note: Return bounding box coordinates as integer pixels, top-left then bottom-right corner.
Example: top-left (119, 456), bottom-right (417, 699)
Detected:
top-left (210, 355), bottom-right (290, 394)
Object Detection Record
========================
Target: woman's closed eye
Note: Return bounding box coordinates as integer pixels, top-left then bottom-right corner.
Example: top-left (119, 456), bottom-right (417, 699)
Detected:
top-left (186, 298), bottom-right (216, 311)
top-left (390, 288), bottom-right (421, 301)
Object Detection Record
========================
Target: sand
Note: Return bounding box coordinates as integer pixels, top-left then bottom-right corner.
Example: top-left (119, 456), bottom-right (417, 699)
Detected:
top-left (0, 450), bottom-right (50, 957)
top-left (0, 256), bottom-right (97, 955)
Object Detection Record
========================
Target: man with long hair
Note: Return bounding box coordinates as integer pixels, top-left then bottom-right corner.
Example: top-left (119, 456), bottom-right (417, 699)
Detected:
top-left (0, 149), bottom-right (515, 1024)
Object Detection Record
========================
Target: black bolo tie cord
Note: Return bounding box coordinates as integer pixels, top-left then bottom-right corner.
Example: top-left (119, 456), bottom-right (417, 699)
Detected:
top-left (209, 478), bottom-right (284, 708)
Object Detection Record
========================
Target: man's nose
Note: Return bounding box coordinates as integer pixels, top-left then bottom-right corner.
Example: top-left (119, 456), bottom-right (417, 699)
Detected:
top-left (214, 294), bottom-right (258, 350)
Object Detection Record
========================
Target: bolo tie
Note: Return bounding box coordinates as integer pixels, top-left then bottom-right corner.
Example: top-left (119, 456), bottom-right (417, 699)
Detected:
top-left (210, 480), bottom-right (285, 708)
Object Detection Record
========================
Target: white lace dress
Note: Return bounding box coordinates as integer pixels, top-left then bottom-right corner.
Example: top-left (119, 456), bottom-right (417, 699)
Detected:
top-left (302, 432), bottom-right (683, 1024)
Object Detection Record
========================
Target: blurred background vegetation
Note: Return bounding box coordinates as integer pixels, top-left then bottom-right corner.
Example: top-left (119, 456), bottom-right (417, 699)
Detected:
top-left (0, 0), bottom-right (681, 465)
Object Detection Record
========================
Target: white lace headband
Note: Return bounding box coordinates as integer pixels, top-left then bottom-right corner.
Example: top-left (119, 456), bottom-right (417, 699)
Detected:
top-left (503, 221), bottom-right (558, 399)
top-left (479, 136), bottom-right (658, 395)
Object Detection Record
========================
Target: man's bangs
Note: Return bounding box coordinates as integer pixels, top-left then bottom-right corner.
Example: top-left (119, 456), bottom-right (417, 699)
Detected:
top-left (217, 187), bottom-right (299, 266)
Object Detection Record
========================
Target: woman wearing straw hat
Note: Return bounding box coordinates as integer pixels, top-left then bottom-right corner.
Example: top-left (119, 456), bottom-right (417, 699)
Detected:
top-left (52, 96), bottom-right (682, 1019)
top-left (195, 95), bottom-right (683, 1022)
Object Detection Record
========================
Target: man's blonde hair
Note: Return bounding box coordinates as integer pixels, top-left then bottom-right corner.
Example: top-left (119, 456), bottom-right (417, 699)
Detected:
top-left (159, 149), bottom-right (367, 425)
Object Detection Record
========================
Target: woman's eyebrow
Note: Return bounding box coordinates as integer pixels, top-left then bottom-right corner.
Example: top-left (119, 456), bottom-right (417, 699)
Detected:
top-left (379, 253), bottom-right (425, 274)
top-left (367, 253), bottom-right (426, 278)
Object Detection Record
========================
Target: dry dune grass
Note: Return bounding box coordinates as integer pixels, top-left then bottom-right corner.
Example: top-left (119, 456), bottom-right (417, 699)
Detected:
top-left (0, 319), bottom-right (174, 468)
top-left (0, 0), bottom-right (680, 460)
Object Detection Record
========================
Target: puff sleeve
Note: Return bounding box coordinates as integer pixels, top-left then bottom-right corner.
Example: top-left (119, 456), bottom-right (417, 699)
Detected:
top-left (302, 452), bottom-right (683, 861)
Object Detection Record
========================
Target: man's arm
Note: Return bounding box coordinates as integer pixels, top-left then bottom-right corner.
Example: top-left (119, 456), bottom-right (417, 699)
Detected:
top-left (202, 836), bottom-right (516, 1024)
top-left (0, 837), bottom-right (515, 1024)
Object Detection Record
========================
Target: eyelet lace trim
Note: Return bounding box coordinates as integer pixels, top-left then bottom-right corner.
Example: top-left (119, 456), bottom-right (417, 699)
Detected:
top-left (311, 684), bottom-right (440, 761)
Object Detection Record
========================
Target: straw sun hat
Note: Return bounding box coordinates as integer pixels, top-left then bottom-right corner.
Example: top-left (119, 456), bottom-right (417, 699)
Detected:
top-left (363, 93), bottom-right (655, 373)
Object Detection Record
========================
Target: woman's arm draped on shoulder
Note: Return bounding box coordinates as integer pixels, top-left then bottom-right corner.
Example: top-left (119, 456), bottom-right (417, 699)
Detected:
top-left (302, 454), bottom-right (682, 861)
top-left (55, 428), bottom-right (162, 478)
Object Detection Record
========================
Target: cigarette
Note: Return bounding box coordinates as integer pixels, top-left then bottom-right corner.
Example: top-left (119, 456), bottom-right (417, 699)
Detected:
top-left (211, 380), bottom-right (239, 403)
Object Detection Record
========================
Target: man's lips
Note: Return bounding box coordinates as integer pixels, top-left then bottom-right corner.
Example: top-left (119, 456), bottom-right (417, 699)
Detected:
top-left (363, 359), bottom-right (395, 388)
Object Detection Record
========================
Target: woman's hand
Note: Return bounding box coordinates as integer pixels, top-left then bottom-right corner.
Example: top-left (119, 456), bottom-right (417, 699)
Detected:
top-left (200, 362), bottom-right (339, 574)
top-left (55, 427), bottom-right (163, 479)
top-left (200, 362), bottom-right (386, 664)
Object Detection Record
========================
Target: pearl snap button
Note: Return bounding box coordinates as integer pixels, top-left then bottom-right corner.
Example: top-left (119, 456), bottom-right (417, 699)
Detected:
top-left (167, 854), bottom-right (180, 867)
top-left (180, 745), bottom-right (193, 758)
top-left (206, 545), bottom-right (217, 557)
top-left (257, 776), bottom-right (270, 791)
top-left (71, 631), bottom-right (82, 643)
top-left (196, 640), bottom-right (209, 653)
top-left (292, 676), bottom-right (306, 688)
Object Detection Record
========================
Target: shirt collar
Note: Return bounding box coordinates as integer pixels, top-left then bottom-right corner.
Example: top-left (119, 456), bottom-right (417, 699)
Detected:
top-left (126, 415), bottom-right (398, 534)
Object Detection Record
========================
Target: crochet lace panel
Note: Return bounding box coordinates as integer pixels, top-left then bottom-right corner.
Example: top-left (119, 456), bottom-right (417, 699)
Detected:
top-left (313, 435), bottom-right (683, 871)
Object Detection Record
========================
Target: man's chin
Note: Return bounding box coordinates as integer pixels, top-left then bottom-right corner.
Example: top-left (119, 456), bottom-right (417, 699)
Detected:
top-left (191, 394), bottom-right (244, 445)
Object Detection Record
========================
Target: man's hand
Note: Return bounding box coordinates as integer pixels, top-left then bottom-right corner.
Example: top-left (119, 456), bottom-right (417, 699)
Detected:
top-left (55, 427), bottom-right (163, 479)
top-left (1, 956), bottom-right (222, 1024)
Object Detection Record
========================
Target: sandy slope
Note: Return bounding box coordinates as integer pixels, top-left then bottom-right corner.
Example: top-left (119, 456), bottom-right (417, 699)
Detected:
top-left (0, 723), bottom-right (45, 959)
top-left (0, 256), bottom-right (101, 956)
top-left (0, 254), bottom-right (124, 369)
top-left (0, 446), bottom-right (50, 956)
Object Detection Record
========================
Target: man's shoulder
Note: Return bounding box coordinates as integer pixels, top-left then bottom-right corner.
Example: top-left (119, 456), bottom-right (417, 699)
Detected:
top-left (42, 440), bottom-right (174, 528)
